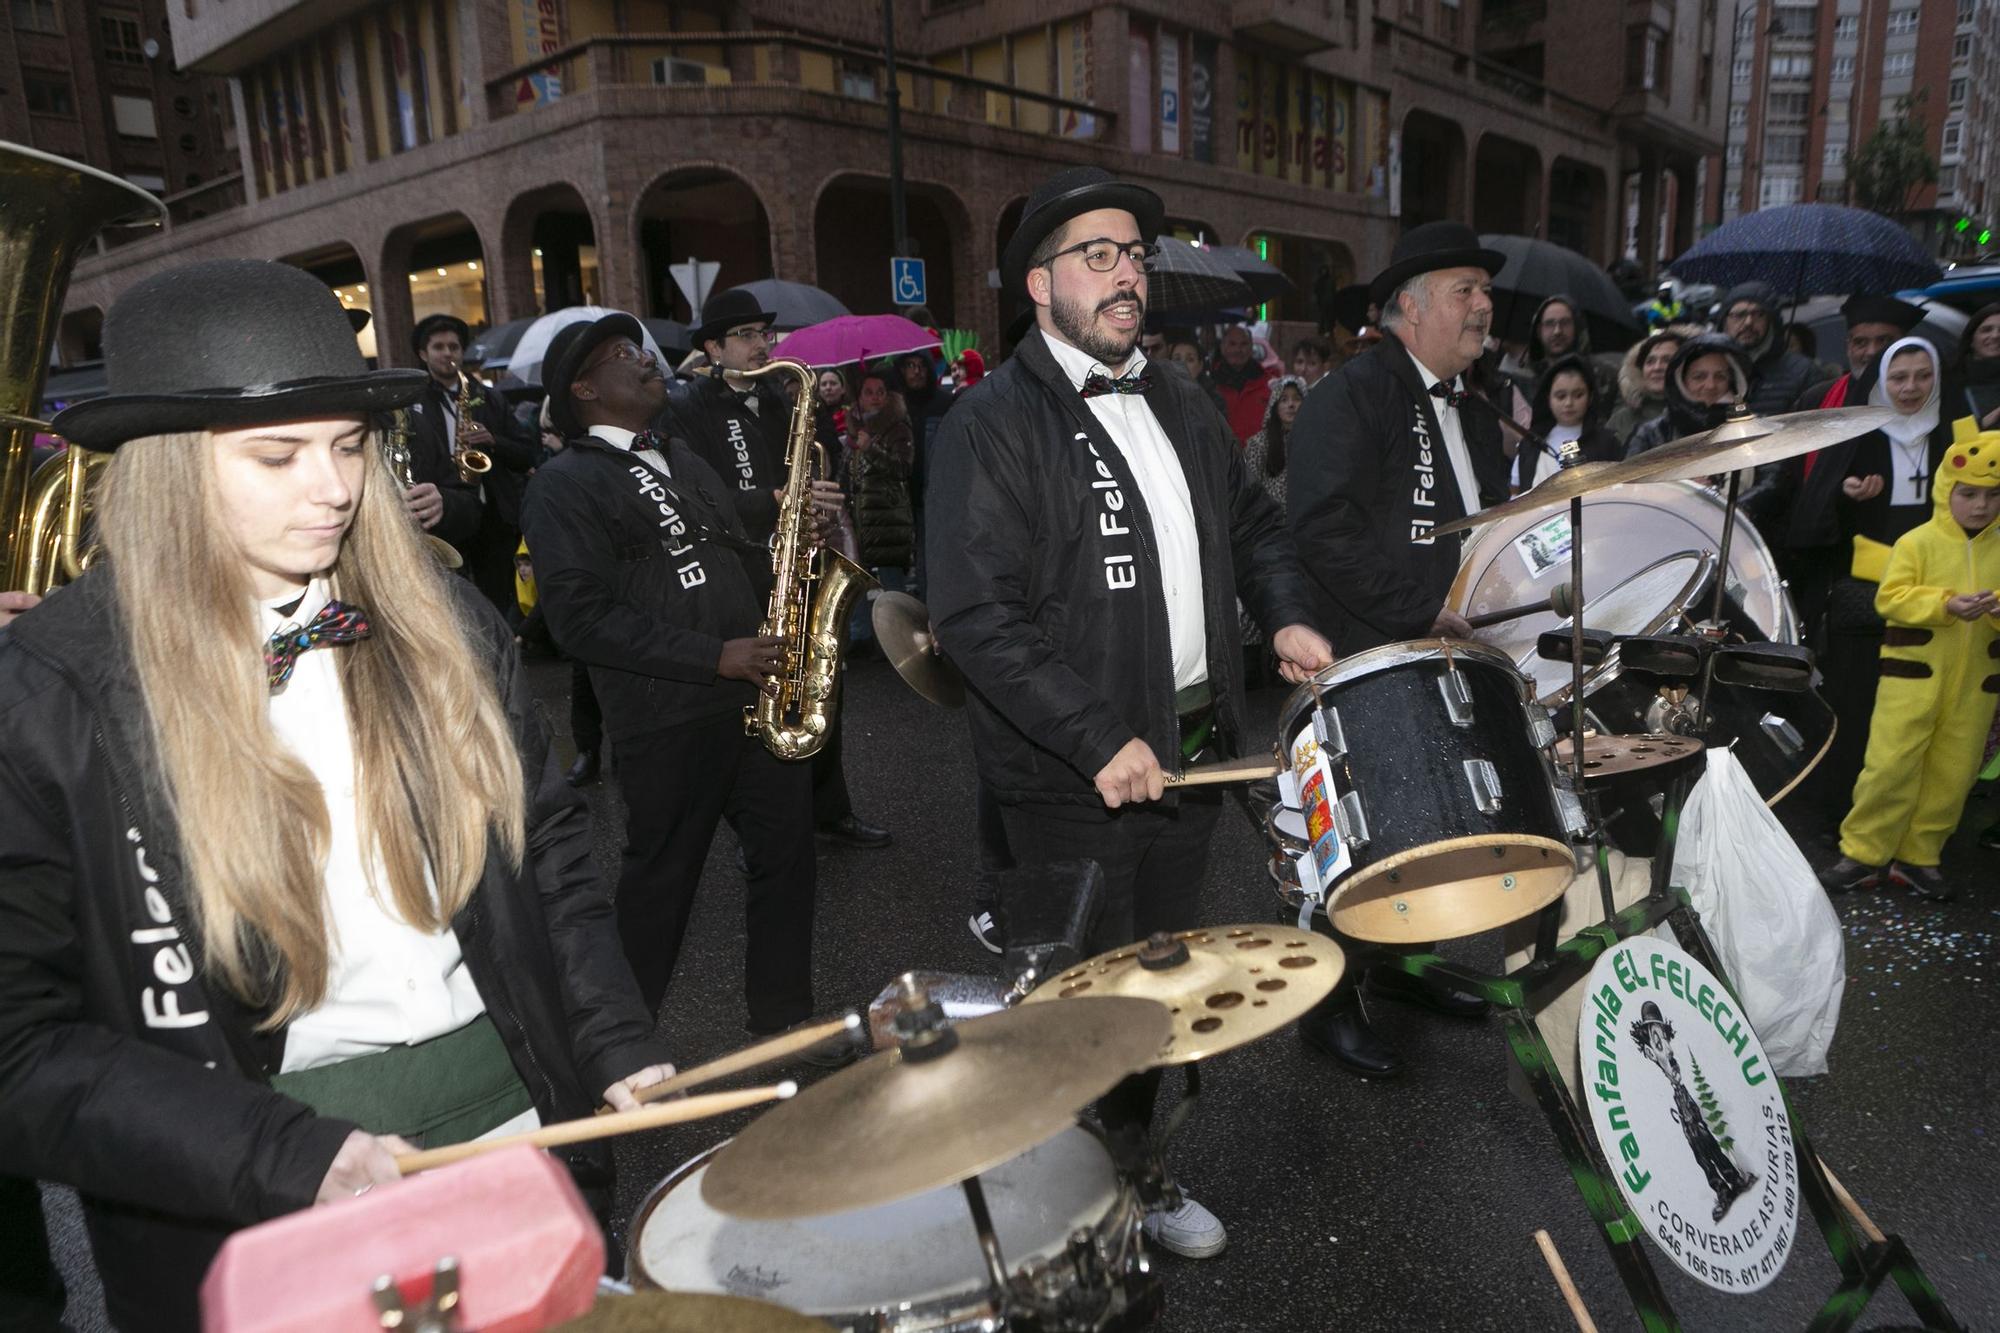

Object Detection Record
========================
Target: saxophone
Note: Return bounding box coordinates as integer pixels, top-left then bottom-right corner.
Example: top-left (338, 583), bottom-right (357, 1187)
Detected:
top-left (728, 359), bottom-right (876, 760)
top-left (380, 409), bottom-right (464, 570)
top-left (452, 368), bottom-right (492, 483)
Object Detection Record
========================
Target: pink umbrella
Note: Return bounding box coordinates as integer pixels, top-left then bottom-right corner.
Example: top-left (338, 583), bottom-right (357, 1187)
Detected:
top-left (773, 314), bottom-right (941, 369)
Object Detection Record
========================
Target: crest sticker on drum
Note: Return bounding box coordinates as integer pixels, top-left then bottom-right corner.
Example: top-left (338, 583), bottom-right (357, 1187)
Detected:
top-left (1514, 512), bottom-right (1573, 578)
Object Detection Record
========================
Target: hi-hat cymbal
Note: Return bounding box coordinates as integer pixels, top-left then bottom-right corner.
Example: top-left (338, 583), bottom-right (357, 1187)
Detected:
top-left (871, 591), bottom-right (965, 708)
top-left (1630, 405), bottom-right (1895, 484)
top-left (700, 994), bottom-right (1170, 1220)
top-left (557, 1290), bottom-right (832, 1331)
top-left (1021, 925), bottom-right (1345, 1064)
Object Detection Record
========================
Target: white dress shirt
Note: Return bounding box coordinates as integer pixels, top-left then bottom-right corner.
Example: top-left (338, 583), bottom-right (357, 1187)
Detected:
top-left (270, 579), bottom-right (490, 1075)
top-left (1042, 330), bottom-right (1208, 690)
top-left (590, 423), bottom-right (670, 476)
top-left (1408, 352), bottom-right (1484, 518)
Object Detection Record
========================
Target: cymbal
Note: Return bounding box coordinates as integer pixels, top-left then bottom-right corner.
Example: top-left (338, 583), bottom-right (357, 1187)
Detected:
top-left (871, 591), bottom-right (965, 708)
top-left (1553, 731), bottom-right (1705, 780)
top-left (1627, 405), bottom-right (1896, 485)
top-left (557, 1290), bottom-right (832, 1331)
top-left (1021, 925), bottom-right (1345, 1064)
top-left (1427, 460), bottom-right (1663, 539)
top-left (700, 994), bottom-right (1170, 1220)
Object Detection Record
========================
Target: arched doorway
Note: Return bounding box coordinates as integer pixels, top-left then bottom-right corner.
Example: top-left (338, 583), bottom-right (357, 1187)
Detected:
top-left (1473, 134), bottom-right (1542, 237)
top-left (502, 183), bottom-right (601, 317)
top-left (993, 195), bottom-right (1029, 342)
top-left (55, 307), bottom-right (105, 367)
top-left (1241, 232), bottom-right (1354, 329)
top-left (384, 213), bottom-right (490, 334)
top-left (635, 167), bottom-right (772, 322)
top-left (813, 175), bottom-right (967, 325)
top-left (1549, 157), bottom-right (1608, 262)
top-left (285, 242), bottom-right (374, 357)
top-left (1400, 110), bottom-right (1467, 230)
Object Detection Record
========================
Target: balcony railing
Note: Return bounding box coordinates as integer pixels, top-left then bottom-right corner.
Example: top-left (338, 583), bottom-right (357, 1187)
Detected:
top-left (482, 30), bottom-right (1115, 142)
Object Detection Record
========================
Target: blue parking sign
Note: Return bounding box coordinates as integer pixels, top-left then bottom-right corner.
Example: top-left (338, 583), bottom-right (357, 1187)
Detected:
top-left (892, 257), bottom-right (927, 307)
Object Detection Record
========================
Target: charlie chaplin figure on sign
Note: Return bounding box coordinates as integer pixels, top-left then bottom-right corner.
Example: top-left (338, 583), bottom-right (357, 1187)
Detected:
top-left (1630, 1002), bottom-right (1757, 1223)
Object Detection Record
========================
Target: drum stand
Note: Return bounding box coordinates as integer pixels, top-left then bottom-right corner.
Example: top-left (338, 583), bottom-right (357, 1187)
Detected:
top-left (1357, 491), bottom-right (1963, 1330)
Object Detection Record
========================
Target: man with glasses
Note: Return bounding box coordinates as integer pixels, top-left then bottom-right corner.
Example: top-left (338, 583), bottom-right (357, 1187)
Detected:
top-left (1506, 294), bottom-right (1612, 404)
top-left (681, 288), bottom-right (893, 852)
top-left (928, 166), bottom-right (1332, 1259)
top-left (520, 312), bottom-right (832, 1054)
top-left (1712, 279), bottom-right (1815, 415)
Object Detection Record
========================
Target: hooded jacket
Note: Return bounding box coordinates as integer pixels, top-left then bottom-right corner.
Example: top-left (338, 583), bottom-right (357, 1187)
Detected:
top-left (1606, 327), bottom-right (1694, 446)
top-left (1211, 352), bottom-right (1274, 444)
top-left (1518, 353), bottom-right (1623, 489)
top-left (0, 572), bottom-right (670, 1332)
top-left (849, 394), bottom-right (916, 568)
top-left (1509, 294), bottom-right (1618, 403)
top-left (1715, 280), bottom-right (1817, 416)
top-left (1623, 332), bottom-right (1754, 457)
top-left (925, 331), bottom-right (1315, 805)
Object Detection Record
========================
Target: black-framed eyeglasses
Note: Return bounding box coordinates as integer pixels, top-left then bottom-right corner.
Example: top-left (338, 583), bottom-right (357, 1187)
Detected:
top-left (725, 325), bottom-right (772, 343)
top-left (1043, 238), bottom-right (1159, 275)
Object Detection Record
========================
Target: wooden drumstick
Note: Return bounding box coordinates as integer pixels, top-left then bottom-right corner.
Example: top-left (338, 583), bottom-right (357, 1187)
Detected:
top-left (600, 1013), bottom-right (862, 1115)
top-left (1163, 757), bottom-right (1282, 787)
top-left (1816, 1157), bottom-right (1887, 1245)
top-left (395, 1082), bottom-right (796, 1175)
top-left (1533, 1229), bottom-right (1599, 1333)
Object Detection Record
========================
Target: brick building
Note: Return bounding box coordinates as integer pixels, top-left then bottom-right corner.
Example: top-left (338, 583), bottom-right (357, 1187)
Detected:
top-left (41, 1), bottom-right (1723, 370)
top-left (1715, 0), bottom-right (2000, 259)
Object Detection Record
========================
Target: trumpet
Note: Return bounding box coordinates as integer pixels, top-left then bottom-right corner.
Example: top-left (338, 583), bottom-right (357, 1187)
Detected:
top-left (452, 368), bottom-right (492, 483)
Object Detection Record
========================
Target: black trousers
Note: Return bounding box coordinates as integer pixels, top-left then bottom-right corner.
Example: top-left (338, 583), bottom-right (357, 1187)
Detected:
top-left (570, 660), bottom-right (602, 755)
top-left (809, 686), bottom-right (852, 826)
top-left (614, 712), bottom-right (816, 1033)
top-left (0, 1176), bottom-right (63, 1332)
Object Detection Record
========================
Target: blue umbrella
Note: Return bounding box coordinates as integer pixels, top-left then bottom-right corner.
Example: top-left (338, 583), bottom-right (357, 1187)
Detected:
top-left (1669, 204), bottom-right (1941, 300)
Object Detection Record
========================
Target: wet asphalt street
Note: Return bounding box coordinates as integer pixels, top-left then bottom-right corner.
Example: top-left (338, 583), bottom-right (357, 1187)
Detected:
top-left (42, 651), bottom-right (1999, 1330)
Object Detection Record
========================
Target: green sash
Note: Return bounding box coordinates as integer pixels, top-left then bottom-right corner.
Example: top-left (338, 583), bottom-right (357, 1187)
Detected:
top-left (271, 1014), bottom-right (534, 1148)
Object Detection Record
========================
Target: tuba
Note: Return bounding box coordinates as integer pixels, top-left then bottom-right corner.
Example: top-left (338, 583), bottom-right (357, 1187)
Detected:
top-left (727, 359), bottom-right (876, 760)
top-left (1, 142), bottom-right (165, 593)
top-left (452, 368), bottom-right (492, 483)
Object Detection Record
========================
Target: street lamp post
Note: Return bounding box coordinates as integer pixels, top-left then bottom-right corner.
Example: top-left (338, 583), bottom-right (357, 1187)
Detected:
top-left (883, 0), bottom-right (912, 267)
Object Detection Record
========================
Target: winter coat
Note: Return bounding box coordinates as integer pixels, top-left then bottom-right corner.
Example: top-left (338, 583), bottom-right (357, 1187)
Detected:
top-left (901, 361), bottom-right (957, 516)
top-left (1715, 280), bottom-right (1816, 416)
top-left (1517, 352), bottom-right (1624, 489)
top-left (0, 571), bottom-right (670, 1333)
top-left (402, 375), bottom-right (540, 545)
top-left (1506, 293), bottom-right (1618, 405)
top-left (1289, 335), bottom-right (1510, 651)
top-left (1623, 333), bottom-right (1755, 458)
top-left (850, 402), bottom-right (915, 568)
top-left (925, 331), bottom-right (1316, 806)
top-left (1606, 327), bottom-right (1694, 446)
top-left (1211, 357), bottom-right (1273, 444)
top-left (520, 433), bottom-right (765, 742)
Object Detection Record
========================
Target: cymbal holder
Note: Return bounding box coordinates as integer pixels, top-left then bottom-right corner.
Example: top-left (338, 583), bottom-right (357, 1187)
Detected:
top-left (1694, 467), bottom-right (1746, 730)
top-left (890, 975), bottom-right (959, 1062)
top-left (957, 1174), bottom-right (1016, 1322)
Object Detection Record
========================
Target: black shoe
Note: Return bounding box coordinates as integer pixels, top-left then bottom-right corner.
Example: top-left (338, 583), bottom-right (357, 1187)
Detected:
top-left (565, 749), bottom-right (600, 787)
top-left (1368, 966), bottom-right (1491, 1019)
top-left (817, 814), bottom-right (893, 849)
top-left (1817, 856), bottom-right (1883, 893)
top-left (733, 844), bottom-right (750, 876)
top-left (1298, 995), bottom-right (1403, 1078)
top-left (1889, 863), bottom-right (1955, 902)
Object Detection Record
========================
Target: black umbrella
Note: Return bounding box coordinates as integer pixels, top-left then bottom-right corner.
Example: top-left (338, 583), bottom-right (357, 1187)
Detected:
top-left (733, 279), bottom-right (850, 331)
top-left (1206, 245), bottom-right (1298, 302)
top-left (642, 317), bottom-right (693, 358)
top-left (1146, 237), bottom-right (1254, 318)
top-left (464, 316), bottom-right (538, 372)
top-left (1480, 234), bottom-right (1642, 353)
top-left (1671, 203), bottom-right (1941, 300)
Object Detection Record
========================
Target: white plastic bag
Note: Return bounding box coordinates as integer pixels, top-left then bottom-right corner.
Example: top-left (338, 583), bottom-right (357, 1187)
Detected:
top-left (1669, 747), bottom-right (1845, 1076)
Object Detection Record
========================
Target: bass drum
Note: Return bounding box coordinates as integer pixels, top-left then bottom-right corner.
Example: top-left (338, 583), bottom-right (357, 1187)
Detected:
top-left (1451, 480), bottom-right (1798, 703)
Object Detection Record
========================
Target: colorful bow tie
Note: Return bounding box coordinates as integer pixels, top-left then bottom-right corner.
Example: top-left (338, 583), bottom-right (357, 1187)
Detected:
top-left (630, 429), bottom-right (664, 454)
top-left (1428, 380), bottom-right (1468, 410)
top-left (265, 600), bottom-right (371, 691)
top-left (1080, 370), bottom-right (1152, 399)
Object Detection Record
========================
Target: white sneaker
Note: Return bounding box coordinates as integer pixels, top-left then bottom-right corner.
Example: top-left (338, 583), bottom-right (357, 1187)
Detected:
top-left (1142, 1195), bottom-right (1227, 1259)
top-left (967, 911), bottom-right (1003, 954)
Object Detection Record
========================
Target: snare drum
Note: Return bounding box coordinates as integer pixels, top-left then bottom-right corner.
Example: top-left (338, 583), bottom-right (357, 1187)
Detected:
top-left (629, 1125), bottom-right (1156, 1332)
top-left (1270, 640), bottom-right (1579, 944)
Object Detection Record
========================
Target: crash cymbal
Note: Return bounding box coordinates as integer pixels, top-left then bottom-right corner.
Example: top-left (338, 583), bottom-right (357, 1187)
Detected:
top-left (1553, 731), bottom-right (1705, 780)
top-left (871, 590), bottom-right (966, 708)
top-left (557, 1290), bottom-right (831, 1331)
top-left (1021, 925), bottom-right (1345, 1064)
top-left (1426, 459), bottom-right (1672, 539)
top-left (700, 992), bottom-right (1169, 1220)
top-left (1628, 405), bottom-right (1896, 485)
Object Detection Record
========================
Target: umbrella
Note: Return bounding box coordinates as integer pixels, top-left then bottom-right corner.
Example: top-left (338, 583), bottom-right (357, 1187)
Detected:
top-left (464, 316), bottom-right (538, 372)
top-left (731, 279), bottom-right (849, 331)
top-left (1146, 237), bottom-right (1255, 318)
top-left (642, 318), bottom-right (692, 358)
top-left (1668, 204), bottom-right (1942, 302)
top-left (1205, 245), bottom-right (1297, 301)
top-left (1481, 233), bottom-right (1642, 352)
top-left (771, 314), bottom-right (941, 369)
top-left (506, 307), bottom-right (666, 387)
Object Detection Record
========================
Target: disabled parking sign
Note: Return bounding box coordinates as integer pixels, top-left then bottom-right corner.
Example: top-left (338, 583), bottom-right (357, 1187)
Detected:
top-left (892, 257), bottom-right (926, 306)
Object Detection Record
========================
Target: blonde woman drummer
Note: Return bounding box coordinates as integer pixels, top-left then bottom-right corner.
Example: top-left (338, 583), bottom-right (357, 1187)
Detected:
top-left (0, 260), bottom-right (672, 1333)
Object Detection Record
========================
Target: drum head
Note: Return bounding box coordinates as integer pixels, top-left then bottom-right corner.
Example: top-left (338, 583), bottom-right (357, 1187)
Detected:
top-left (1452, 482), bottom-right (1795, 684)
top-left (632, 1127), bottom-right (1118, 1316)
top-left (1536, 551), bottom-right (1712, 704)
top-left (1328, 835), bottom-right (1575, 943)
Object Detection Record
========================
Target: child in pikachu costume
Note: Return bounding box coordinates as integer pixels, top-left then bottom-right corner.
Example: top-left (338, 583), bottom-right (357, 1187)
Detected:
top-left (1823, 418), bottom-right (2000, 900)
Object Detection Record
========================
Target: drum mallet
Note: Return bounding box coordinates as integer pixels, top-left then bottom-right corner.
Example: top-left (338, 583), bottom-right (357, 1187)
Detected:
top-left (1533, 1229), bottom-right (1600, 1333)
top-left (1463, 582), bottom-right (1577, 630)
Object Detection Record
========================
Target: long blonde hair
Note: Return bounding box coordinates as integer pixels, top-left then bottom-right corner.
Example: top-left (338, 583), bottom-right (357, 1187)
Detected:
top-left (96, 427), bottom-right (526, 1027)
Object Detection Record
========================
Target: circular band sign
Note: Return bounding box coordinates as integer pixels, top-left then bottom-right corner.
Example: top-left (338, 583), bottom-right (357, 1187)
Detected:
top-left (1577, 936), bottom-right (1797, 1293)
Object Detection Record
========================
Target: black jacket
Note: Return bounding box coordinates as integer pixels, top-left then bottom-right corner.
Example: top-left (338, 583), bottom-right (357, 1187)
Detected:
top-left (926, 333), bottom-right (1315, 806)
top-left (671, 372), bottom-right (790, 551)
top-left (1518, 352), bottom-right (1624, 489)
top-left (404, 375), bottom-right (539, 544)
top-left (520, 432), bottom-right (764, 742)
top-left (1624, 332), bottom-right (1756, 457)
top-left (1289, 336), bottom-right (1510, 651)
top-left (1715, 280), bottom-right (1817, 416)
top-left (0, 571), bottom-right (670, 1333)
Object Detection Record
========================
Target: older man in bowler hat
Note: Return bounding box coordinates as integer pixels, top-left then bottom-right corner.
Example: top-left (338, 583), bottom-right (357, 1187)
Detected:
top-left (518, 313), bottom-right (830, 1053)
top-left (1286, 221), bottom-right (1513, 1078)
top-left (926, 166), bottom-right (1333, 1258)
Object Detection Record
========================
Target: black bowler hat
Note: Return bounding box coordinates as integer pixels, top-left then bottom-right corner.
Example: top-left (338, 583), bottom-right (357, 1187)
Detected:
top-left (543, 311), bottom-right (647, 437)
top-left (345, 308), bottom-right (372, 334)
top-left (692, 287), bottom-right (778, 349)
top-left (1840, 293), bottom-right (1925, 332)
top-left (411, 312), bottom-right (472, 357)
top-left (1368, 221), bottom-right (1508, 309)
top-left (52, 260), bottom-right (426, 451)
top-left (1000, 166), bottom-right (1165, 297)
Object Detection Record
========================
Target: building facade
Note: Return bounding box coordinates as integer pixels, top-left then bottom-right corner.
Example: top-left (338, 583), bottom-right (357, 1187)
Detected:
top-left (1715, 0), bottom-right (2000, 259)
top-left (38, 0), bottom-right (1723, 369)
